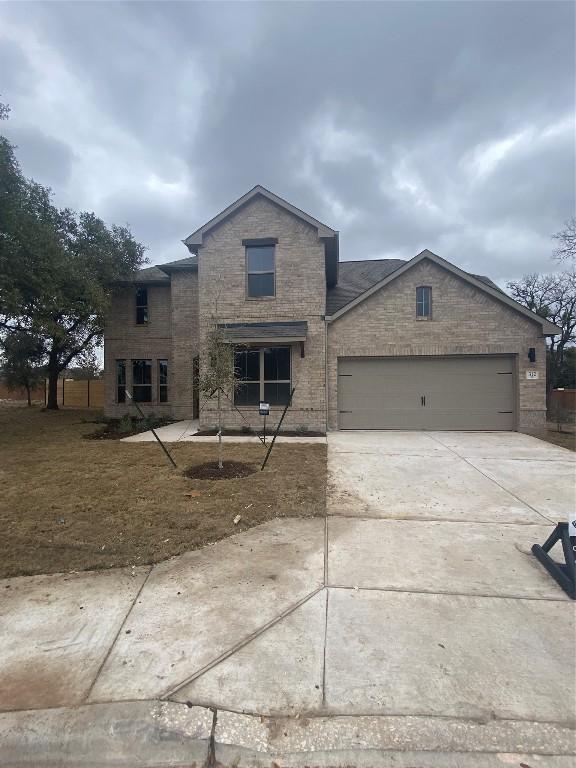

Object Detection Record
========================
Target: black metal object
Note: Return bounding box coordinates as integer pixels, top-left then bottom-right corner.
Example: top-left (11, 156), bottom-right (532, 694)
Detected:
top-left (532, 523), bottom-right (575, 599)
top-left (125, 390), bottom-right (177, 469)
top-left (261, 387), bottom-right (296, 471)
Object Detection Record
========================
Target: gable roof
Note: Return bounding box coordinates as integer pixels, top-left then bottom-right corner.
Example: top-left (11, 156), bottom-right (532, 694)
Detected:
top-left (326, 259), bottom-right (406, 315)
top-left (326, 249), bottom-right (560, 336)
top-left (183, 185), bottom-right (340, 287)
top-left (183, 185), bottom-right (337, 249)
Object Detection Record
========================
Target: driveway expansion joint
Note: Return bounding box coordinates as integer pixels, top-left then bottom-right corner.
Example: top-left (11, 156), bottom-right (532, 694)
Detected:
top-left (161, 585), bottom-right (325, 700)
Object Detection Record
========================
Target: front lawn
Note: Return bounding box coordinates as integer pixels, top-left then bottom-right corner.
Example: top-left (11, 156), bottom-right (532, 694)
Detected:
top-left (0, 406), bottom-right (326, 579)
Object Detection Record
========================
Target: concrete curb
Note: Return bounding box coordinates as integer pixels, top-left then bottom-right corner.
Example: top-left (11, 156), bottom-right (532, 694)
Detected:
top-left (1, 702), bottom-right (574, 767)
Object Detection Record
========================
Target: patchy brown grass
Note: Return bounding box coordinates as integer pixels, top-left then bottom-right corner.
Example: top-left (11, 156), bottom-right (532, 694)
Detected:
top-left (527, 427), bottom-right (576, 453)
top-left (0, 406), bottom-right (326, 579)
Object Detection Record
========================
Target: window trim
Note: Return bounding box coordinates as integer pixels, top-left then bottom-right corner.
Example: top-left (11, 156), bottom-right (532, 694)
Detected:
top-left (245, 244), bottom-right (276, 299)
top-left (132, 358), bottom-right (153, 403)
top-left (416, 285), bottom-right (432, 320)
top-left (135, 287), bottom-right (149, 325)
top-left (234, 345), bottom-right (291, 406)
top-left (158, 359), bottom-right (169, 403)
top-left (116, 359), bottom-right (126, 404)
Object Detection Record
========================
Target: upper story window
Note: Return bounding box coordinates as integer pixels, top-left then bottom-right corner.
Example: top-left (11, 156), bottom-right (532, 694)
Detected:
top-left (136, 288), bottom-right (149, 324)
top-left (245, 241), bottom-right (276, 298)
top-left (416, 286), bottom-right (432, 319)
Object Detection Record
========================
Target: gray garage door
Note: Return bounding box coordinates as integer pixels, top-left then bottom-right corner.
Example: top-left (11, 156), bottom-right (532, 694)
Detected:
top-left (338, 356), bottom-right (515, 430)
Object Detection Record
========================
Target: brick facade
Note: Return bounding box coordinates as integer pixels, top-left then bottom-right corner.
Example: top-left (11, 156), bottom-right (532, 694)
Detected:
top-left (197, 196), bottom-right (327, 432)
top-left (104, 192), bottom-right (551, 432)
top-left (327, 259), bottom-right (547, 431)
top-left (104, 285), bottom-right (173, 417)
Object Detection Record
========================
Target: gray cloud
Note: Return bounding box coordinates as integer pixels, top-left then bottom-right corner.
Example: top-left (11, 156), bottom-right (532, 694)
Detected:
top-left (0, 1), bottom-right (573, 281)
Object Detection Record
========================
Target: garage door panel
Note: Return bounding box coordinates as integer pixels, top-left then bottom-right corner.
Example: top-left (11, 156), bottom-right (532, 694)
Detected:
top-left (338, 357), bottom-right (515, 431)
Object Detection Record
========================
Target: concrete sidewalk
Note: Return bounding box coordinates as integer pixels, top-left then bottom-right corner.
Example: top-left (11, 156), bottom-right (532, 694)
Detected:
top-left (122, 417), bottom-right (327, 443)
top-left (1, 431), bottom-right (574, 766)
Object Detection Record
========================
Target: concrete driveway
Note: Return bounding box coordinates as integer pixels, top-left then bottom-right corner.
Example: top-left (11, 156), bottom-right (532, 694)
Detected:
top-left (1, 431), bottom-right (575, 766)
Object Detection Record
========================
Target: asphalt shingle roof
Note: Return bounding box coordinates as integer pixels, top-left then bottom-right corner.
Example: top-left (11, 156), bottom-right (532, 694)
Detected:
top-left (326, 259), bottom-right (504, 315)
top-left (219, 321), bottom-right (308, 342)
top-left (326, 259), bottom-right (406, 315)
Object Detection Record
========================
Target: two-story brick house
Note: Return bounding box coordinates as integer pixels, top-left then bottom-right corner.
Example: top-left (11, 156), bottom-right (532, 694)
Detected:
top-left (104, 185), bottom-right (558, 432)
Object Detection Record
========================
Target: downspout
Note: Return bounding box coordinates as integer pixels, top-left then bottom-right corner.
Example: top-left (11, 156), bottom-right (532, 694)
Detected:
top-left (324, 315), bottom-right (330, 433)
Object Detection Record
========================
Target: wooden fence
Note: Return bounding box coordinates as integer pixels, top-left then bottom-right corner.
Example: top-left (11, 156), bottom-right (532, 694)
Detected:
top-left (0, 379), bottom-right (104, 408)
top-left (549, 388), bottom-right (576, 415)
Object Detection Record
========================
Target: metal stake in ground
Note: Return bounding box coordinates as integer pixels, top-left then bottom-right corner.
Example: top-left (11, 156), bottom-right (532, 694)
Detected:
top-left (261, 388), bottom-right (296, 471)
top-left (125, 390), bottom-right (177, 469)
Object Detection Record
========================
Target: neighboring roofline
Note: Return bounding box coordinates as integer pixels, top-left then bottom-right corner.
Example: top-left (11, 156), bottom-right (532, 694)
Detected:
top-left (183, 185), bottom-right (337, 251)
top-left (326, 249), bottom-right (561, 336)
top-left (157, 262), bottom-right (198, 275)
top-left (114, 280), bottom-right (170, 287)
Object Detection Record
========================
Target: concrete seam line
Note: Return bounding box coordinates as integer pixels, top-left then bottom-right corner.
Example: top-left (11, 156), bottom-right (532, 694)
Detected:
top-left (160, 585), bottom-right (326, 700)
top-left (321, 588), bottom-right (329, 707)
top-left (82, 564), bottom-right (155, 703)
top-left (204, 707), bottom-right (217, 768)
top-left (426, 433), bottom-right (556, 526)
top-left (326, 512), bottom-right (553, 525)
top-left (326, 584), bottom-right (571, 603)
top-left (324, 515), bottom-right (329, 585)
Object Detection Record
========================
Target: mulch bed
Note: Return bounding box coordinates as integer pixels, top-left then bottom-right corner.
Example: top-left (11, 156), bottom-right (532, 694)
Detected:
top-left (194, 428), bottom-right (326, 437)
top-left (183, 461), bottom-right (258, 480)
top-left (84, 418), bottom-right (173, 440)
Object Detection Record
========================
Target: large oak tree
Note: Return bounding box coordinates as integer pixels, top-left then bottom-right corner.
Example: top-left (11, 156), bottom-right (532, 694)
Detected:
top-left (0, 103), bottom-right (146, 408)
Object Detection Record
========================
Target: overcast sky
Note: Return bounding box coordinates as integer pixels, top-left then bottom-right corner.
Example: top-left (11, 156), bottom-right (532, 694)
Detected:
top-left (0, 1), bottom-right (574, 284)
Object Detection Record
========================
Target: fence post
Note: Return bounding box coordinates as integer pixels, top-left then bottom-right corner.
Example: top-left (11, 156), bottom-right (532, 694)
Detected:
top-left (44, 379), bottom-right (47, 406)
top-left (87, 379), bottom-right (90, 408)
top-left (62, 377), bottom-right (65, 407)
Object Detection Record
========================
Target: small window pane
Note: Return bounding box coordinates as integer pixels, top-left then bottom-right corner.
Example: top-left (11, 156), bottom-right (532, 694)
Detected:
top-left (264, 382), bottom-right (291, 406)
top-left (235, 382), bottom-right (260, 406)
top-left (235, 348), bottom-right (259, 381)
top-left (116, 360), bottom-right (126, 404)
top-left (416, 286), bottom-right (431, 317)
top-left (247, 246), bottom-right (275, 272)
top-left (133, 386), bottom-right (152, 403)
top-left (264, 347), bottom-right (290, 381)
top-left (248, 273), bottom-right (275, 297)
top-left (132, 360), bottom-right (152, 385)
top-left (136, 288), bottom-right (148, 324)
top-left (159, 360), bottom-right (168, 403)
top-left (132, 359), bottom-right (152, 402)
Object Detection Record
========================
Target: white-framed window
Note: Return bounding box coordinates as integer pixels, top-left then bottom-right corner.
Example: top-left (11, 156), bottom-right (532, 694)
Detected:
top-left (416, 286), bottom-right (432, 318)
top-left (234, 346), bottom-right (291, 405)
top-left (246, 244), bottom-right (275, 298)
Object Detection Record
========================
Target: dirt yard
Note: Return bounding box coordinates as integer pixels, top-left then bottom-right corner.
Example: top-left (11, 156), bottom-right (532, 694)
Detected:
top-left (0, 406), bottom-right (326, 578)
top-left (528, 425), bottom-right (576, 452)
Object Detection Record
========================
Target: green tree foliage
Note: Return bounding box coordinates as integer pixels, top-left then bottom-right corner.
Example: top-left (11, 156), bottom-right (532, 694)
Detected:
top-left (0, 102), bottom-right (146, 408)
top-left (1, 330), bottom-right (45, 406)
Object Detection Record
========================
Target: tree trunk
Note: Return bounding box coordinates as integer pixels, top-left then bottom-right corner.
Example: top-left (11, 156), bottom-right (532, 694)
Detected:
top-left (217, 387), bottom-right (223, 470)
top-left (46, 354), bottom-right (60, 410)
top-left (26, 384), bottom-right (31, 407)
